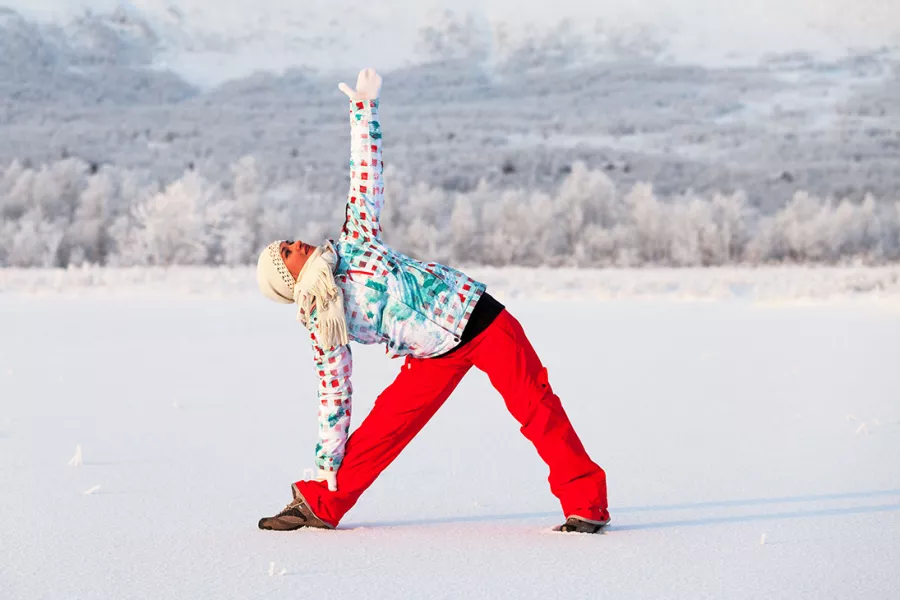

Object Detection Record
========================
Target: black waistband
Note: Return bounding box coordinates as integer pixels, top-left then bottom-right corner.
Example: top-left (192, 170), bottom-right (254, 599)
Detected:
top-left (433, 291), bottom-right (504, 358)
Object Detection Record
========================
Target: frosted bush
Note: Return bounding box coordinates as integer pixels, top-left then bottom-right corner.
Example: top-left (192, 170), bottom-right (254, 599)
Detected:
top-left (111, 171), bottom-right (212, 266)
top-left (1, 156), bottom-right (899, 268)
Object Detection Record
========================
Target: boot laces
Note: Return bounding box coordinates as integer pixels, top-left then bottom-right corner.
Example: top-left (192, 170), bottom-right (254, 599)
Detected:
top-left (276, 497), bottom-right (304, 517)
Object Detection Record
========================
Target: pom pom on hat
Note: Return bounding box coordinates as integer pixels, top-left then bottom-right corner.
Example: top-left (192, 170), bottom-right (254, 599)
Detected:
top-left (256, 241), bottom-right (295, 303)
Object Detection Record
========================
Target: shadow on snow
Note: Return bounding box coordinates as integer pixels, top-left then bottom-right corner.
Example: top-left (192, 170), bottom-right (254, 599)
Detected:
top-left (344, 489), bottom-right (900, 531)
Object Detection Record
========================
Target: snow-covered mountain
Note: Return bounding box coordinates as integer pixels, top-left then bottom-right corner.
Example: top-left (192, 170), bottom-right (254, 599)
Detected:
top-left (0, 6), bottom-right (192, 105)
top-left (2, 0), bottom-right (899, 87)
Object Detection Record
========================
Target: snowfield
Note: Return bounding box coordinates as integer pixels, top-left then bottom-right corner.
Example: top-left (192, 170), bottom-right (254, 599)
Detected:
top-left (1, 268), bottom-right (899, 599)
top-left (2, 265), bottom-right (900, 304)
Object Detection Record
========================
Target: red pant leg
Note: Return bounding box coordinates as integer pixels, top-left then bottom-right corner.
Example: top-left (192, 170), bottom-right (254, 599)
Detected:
top-left (295, 353), bottom-right (471, 527)
top-left (467, 310), bottom-right (609, 522)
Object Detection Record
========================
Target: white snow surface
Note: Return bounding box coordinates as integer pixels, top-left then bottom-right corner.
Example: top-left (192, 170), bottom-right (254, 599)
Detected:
top-left (1, 267), bottom-right (899, 598)
top-left (4, 0), bottom-right (900, 85)
top-left (2, 265), bottom-right (900, 305)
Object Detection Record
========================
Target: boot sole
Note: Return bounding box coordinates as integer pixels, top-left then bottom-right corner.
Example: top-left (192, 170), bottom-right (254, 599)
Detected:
top-left (258, 518), bottom-right (328, 531)
top-left (553, 517), bottom-right (611, 534)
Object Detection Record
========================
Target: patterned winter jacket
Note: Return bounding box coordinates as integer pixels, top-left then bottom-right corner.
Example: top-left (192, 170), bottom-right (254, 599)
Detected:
top-left (305, 98), bottom-right (486, 473)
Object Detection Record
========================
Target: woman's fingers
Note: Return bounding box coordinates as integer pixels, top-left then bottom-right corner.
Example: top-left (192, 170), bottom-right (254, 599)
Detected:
top-left (339, 69), bottom-right (382, 100)
top-left (338, 81), bottom-right (355, 99)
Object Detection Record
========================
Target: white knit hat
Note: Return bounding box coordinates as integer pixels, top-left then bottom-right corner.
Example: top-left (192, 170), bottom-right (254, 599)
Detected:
top-left (256, 241), bottom-right (295, 304)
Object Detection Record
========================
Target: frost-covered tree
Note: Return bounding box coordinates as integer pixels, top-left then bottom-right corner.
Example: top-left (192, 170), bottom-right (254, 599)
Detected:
top-left (111, 171), bottom-right (212, 266)
top-left (0, 208), bottom-right (65, 267)
top-left (710, 191), bottom-right (751, 264)
top-left (1, 156), bottom-right (899, 268)
top-left (624, 183), bottom-right (669, 264)
top-left (1, 160), bottom-right (32, 221)
top-left (881, 201), bottom-right (900, 260)
top-left (450, 194), bottom-right (478, 263)
top-left (63, 168), bottom-right (117, 266)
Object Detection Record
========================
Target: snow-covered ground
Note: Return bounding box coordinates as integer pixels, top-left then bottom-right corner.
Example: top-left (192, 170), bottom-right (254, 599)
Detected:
top-left (2, 265), bottom-right (900, 304)
top-left (1, 269), bottom-right (899, 598)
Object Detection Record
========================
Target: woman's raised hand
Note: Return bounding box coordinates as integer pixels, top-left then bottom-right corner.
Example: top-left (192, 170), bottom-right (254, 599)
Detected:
top-left (338, 68), bottom-right (382, 101)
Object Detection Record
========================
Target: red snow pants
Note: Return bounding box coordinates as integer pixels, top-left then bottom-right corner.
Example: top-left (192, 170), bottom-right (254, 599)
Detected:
top-left (294, 309), bottom-right (608, 527)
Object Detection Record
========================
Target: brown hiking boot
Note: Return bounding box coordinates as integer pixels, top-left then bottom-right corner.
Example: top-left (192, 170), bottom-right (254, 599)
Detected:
top-left (258, 484), bottom-right (334, 531)
top-left (555, 515), bottom-right (611, 534)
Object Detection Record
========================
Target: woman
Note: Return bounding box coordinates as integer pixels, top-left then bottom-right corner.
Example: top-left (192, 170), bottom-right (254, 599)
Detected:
top-left (255, 68), bottom-right (609, 533)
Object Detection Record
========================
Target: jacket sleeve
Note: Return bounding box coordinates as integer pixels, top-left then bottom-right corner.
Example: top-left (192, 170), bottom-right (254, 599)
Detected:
top-left (308, 325), bottom-right (353, 473)
top-left (341, 98), bottom-right (384, 242)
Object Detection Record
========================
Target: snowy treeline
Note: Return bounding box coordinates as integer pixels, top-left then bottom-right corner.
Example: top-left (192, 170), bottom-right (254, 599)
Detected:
top-left (1, 157), bottom-right (898, 268)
